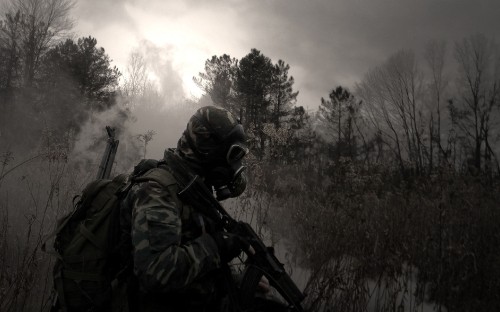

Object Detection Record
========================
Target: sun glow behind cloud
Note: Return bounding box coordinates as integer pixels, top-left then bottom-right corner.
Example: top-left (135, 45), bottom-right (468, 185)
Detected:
top-left (121, 2), bottom-right (247, 101)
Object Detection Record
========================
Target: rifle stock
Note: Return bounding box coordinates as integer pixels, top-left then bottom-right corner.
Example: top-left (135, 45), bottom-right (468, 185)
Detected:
top-left (233, 221), bottom-right (305, 311)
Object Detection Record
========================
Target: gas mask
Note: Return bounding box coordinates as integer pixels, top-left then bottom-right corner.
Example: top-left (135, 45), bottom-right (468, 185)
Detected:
top-left (207, 143), bottom-right (248, 201)
top-left (177, 106), bottom-right (250, 201)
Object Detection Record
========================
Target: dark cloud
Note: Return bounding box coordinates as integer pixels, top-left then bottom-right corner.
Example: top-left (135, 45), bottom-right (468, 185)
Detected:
top-left (227, 0), bottom-right (500, 108)
top-left (74, 0), bottom-right (500, 110)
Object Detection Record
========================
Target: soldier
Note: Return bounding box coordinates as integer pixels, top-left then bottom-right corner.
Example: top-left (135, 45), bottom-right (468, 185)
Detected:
top-left (121, 106), bottom-right (251, 311)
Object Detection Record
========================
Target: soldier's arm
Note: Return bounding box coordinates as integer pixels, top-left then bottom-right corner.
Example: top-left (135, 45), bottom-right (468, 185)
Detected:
top-left (129, 180), bottom-right (221, 292)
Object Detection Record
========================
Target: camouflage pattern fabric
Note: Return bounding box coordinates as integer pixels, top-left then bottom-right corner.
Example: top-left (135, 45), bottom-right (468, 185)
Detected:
top-left (121, 164), bottom-right (223, 312)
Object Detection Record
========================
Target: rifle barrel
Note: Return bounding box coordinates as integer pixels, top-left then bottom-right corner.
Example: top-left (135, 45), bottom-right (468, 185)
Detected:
top-left (96, 127), bottom-right (119, 179)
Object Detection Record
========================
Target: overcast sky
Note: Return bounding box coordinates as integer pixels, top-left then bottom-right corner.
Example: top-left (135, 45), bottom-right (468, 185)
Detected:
top-left (72, 0), bottom-right (500, 111)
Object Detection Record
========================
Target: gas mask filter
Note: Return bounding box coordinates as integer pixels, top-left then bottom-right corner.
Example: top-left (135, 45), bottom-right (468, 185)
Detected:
top-left (208, 143), bottom-right (248, 201)
top-left (212, 166), bottom-right (247, 201)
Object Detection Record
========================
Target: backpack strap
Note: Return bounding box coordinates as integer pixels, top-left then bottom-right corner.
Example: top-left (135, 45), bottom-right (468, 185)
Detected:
top-left (41, 181), bottom-right (110, 260)
top-left (79, 224), bottom-right (107, 251)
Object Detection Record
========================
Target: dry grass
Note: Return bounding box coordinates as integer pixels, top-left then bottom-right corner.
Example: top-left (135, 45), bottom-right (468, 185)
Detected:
top-left (248, 158), bottom-right (500, 311)
top-left (2, 139), bottom-right (499, 312)
top-left (0, 136), bottom-right (92, 311)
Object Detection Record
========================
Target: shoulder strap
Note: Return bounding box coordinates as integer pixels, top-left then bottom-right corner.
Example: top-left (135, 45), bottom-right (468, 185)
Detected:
top-left (134, 167), bottom-right (177, 187)
top-left (134, 167), bottom-right (184, 215)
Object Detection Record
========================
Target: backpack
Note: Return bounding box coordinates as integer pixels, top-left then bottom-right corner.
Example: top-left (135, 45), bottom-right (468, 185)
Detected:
top-left (47, 173), bottom-right (129, 312)
top-left (44, 159), bottom-right (176, 312)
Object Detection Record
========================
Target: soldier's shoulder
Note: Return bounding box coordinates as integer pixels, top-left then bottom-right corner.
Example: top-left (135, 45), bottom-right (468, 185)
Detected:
top-left (148, 166), bottom-right (178, 187)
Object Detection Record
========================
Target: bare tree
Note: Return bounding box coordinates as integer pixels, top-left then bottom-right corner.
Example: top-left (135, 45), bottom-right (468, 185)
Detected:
top-left (0, 11), bottom-right (22, 89)
top-left (450, 33), bottom-right (500, 172)
top-left (357, 67), bottom-right (405, 171)
top-left (137, 130), bottom-right (156, 159)
top-left (121, 48), bottom-right (166, 110)
top-left (123, 50), bottom-right (148, 98)
top-left (424, 39), bottom-right (449, 168)
top-left (357, 49), bottom-right (426, 174)
top-left (3, 0), bottom-right (74, 86)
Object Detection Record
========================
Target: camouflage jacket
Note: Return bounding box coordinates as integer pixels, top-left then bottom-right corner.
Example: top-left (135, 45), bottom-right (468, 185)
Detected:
top-left (120, 160), bottom-right (223, 311)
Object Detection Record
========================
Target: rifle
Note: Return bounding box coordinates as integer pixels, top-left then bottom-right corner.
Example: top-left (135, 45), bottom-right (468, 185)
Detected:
top-left (96, 126), bottom-right (119, 179)
top-left (178, 175), bottom-right (305, 312)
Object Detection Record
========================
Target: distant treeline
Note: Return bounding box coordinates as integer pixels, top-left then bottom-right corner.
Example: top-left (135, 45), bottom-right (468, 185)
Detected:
top-left (194, 35), bottom-right (500, 178)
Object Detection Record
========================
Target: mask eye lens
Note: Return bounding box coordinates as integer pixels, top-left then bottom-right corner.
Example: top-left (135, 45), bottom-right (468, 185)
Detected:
top-left (227, 144), bottom-right (248, 164)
